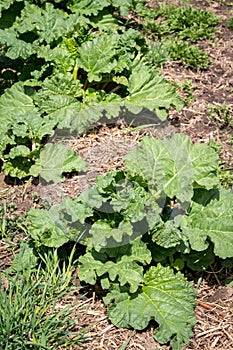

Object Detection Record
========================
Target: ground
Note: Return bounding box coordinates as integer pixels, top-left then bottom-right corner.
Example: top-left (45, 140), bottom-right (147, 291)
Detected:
top-left (0, 0), bottom-right (233, 349)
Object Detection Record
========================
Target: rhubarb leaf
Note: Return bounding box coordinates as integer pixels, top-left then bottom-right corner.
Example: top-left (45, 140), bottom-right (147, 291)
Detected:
top-left (181, 188), bottom-right (233, 259)
top-left (30, 143), bottom-right (87, 182)
top-left (125, 61), bottom-right (183, 120)
top-left (105, 264), bottom-right (197, 350)
top-left (76, 35), bottom-right (118, 82)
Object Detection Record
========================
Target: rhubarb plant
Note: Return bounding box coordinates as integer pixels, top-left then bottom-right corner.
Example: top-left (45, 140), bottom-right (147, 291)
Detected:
top-left (26, 133), bottom-right (233, 349)
top-left (0, 0), bottom-right (183, 178)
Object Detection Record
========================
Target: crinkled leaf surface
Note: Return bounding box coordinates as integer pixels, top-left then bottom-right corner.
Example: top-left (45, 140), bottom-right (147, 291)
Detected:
top-left (14, 3), bottom-right (79, 44)
top-left (190, 142), bottom-right (219, 189)
top-left (27, 207), bottom-right (70, 248)
top-left (37, 73), bottom-right (83, 99)
top-left (70, 0), bottom-right (109, 16)
top-left (0, 82), bottom-right (38, 120)
top-left (151, 218), bottom-right (186, 248)
top-left (61, 196), bottom-right (93, 224)
top-left (125, 61), bottom-right (183, 120)
top-left (37, 94), bottom-right (81, 126)
top-left (78, 250), bottom-right (108, 285)
top-left (88, 220), bottom-right (134, 249)
top-left (105, 264), bottom-right (197, 350)
top-left (2, 156), bottom-right (32, 179)
top-left (125, 133), bottom-right (219, 203)
top-left (67, 96), bottom-right (122, 133)
top-left (7, 145), bottom-right (31, 159)
top-left (78, 238), bottom-right (151, 292)
top-left (10, 113), bottom-right (56, 140)
top-left (100, 258), bottom-right (144, 293)
top-left (27, 196), bottom-right (92, 248)
top-left (101, 238), bottom-right (151, 265)
top-left (181, 188), bottom-right (233, 259)
top-left (30, 143), bottom-right (87, 182)
top-left (76, 35), bottom-right (118, 82)
top-left (0, 28), bottom-right (35, 59)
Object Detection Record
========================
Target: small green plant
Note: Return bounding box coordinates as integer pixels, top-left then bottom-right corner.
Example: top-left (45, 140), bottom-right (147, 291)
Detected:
top-left (0, 201), bottom-right (24, 239)
top-left (0, 244), bottom-right (88, 349)
top-left (209, 139), bottom-right (233, 189)
top-left (218, 167), bottom-right (233, 189)
top-left (207, 102), bottom-right (233, 128)
top-left (172, 79), bottom-right (196, 105)
top-left (168, 39), bottom-right (211, 69)
top-left (227, 17), bottom-right (233, 29)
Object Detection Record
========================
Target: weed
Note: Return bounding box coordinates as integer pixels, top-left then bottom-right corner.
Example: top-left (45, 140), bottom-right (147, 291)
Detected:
top-left (144, 42), bottom-right (170, 68)
top-left (140, 4), bottom-right (219, 41)
top-left (0, 201), bottom-right (24, 239)
top-left (0, 245), bottom-right (88, 349)
top-left (209, 139), bottom-right (233, 189)
top-left (139, 4), bottom-right (218, 70)
top-left (218, 167), bottom-right (233, 189)
top-left (168, 39), bottom-right (211, 69)
top-left (227, 17), bottom-right (233, 29)
top-left (172, 79), bottom-right (196, 105)
top-left (207, 102), bottom-right (233, 128)
top-left (209, 139), bottom-right (222, 155)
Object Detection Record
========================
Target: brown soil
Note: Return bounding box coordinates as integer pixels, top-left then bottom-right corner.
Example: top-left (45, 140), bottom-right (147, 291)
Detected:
top-left (1, 0), bottom-right (233, 349)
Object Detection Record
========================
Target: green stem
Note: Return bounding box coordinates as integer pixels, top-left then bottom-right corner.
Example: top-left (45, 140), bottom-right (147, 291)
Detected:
top-left (73, 65), bottom-right (78, 80)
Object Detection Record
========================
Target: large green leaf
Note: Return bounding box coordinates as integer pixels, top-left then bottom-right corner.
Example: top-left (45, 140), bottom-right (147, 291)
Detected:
top-left (70, 0), bottom-right (109, 16)
top-left (190, 142), bottom-right (219, 189)
top-left (181, 188), bottom-right (233, 259)
top-left (14, 3), bottom-right (80, 44)
top-left (66, 96), bottom-right (122, 133)
top-left (125, 133), bottom-right (219, 203)
top-left (0, 82), bottom-right (38, 120)
top-left (0, 28), bottom-right (35, 59)
top-left (76, 35), bottom-right (118, 82)
top-left (125, 61), bottom-right (183, 120)
top-left (27, 197), bottom-right (93, 248)
top-left (2, 155), bottom-right (32, 178)
top-left (30, 143), bottom-right (87, 182)
top-left (27, 207), bottom-right (70, 248)
top-left (78, 250), bottom-right (108, 285)
top-left (10, 113), bottom-right (56, 141)
top-left (150, 218), bottom-right (187, 249)
top-left (105, 264), bottom-right (197, 350)
top-left (37, 73), bottom-right (83, 98)
top-left (103, 259), bottom-right (144, 293)
top-left (38, 95), bottom-right (81, 127)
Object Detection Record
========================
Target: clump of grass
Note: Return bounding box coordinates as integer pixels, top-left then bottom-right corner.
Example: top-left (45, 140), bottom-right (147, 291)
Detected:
top-left (0, 245), bottom-right (88, 349)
